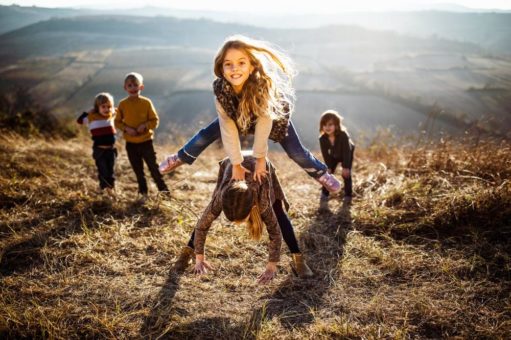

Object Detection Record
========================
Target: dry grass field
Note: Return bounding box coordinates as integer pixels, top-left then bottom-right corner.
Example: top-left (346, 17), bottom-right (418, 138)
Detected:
top-left (0, 131), bottom-right (509, 339)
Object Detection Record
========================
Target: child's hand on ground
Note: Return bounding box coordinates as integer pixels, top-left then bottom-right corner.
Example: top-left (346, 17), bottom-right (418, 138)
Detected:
top-left (194, 254), bottom-right (213, 275)
top-left (124, 127), bottom-right (138, 136)
top-left (257, 262), bottom-right (277, 284)
top-left (342, 168), bottom-right (351, 178)
top-left (136, 123), bottom-right (147, 134)
top-left (254, 157), bottom-right (268, 184)
top-left (232, 164), bottom-right (251, 181)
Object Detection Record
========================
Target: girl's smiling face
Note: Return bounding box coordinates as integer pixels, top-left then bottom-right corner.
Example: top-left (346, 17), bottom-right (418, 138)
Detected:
top-left (222, 48), bottom-right (254, 94)
top-left (322, 120), bottom-right (337, 136)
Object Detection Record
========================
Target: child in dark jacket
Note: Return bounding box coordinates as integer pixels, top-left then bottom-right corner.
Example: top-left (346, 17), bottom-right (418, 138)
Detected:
top-left (319, 110), bottom-right (355, 200)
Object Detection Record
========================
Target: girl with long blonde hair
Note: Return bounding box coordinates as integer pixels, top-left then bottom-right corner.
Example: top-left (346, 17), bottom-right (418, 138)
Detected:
top-left (160, 35), bottom-right (342, 193)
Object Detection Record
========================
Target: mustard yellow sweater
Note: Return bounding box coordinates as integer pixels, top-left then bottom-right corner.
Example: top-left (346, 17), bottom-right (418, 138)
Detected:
top-left (115, 95), bottom-right (159, 143)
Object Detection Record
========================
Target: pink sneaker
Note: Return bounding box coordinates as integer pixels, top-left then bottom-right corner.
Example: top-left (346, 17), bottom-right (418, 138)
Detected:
top-left (317, 173), bottom-right (341, 194)
top-left (159, 154), bottom-right (184, 174)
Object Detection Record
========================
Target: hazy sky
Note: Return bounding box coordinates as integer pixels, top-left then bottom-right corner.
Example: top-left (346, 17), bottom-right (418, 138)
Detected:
top-left (2, 0), bottom-right (511, 13)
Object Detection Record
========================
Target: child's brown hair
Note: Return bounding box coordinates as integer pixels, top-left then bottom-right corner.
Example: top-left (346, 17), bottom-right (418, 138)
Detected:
top-left (319, 109), bottom-right (344, 135)
top-left (93, 92), bottom-right (114, 114)
top-left (221, 180), bottom-right (263, 240)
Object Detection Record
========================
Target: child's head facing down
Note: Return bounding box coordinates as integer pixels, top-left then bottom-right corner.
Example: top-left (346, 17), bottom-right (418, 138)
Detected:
top-left (94, 92), bottom-right (114, 116)
top-left (213, 35), bottom-right (296, 133)
top-left (320, 110), bottom-right (344, 136)
top-left (124, 72), bottom-right (144, 98)
top-left (221, 180), bottom-right (263, 241)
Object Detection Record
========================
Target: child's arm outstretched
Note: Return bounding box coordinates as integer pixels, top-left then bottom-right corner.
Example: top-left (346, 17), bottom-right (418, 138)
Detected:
top-left (216, 100), bottom-right (270, 183)
top-left (77, 112), bottom-right (89, 125)
top-left (193, 196), bottom-right (222, 274)
top-left (193, 162), bottom-right (226, 274)
top-left (257, 206), bottom-right (282, 284)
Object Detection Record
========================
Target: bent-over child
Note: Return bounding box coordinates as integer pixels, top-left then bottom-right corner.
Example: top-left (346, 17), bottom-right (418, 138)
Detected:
top-left (173, 156), bottom-right (314, 284)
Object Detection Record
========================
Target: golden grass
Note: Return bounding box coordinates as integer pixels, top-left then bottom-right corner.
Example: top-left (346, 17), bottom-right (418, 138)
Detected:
top-left (0, 132), bottom-right (510, 339)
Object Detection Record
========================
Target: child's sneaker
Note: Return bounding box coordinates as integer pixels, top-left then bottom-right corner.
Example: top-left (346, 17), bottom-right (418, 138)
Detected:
top-left (159, 154), bottom-right (183, 174)
top-left (316, 173), bottom-right (341, 194)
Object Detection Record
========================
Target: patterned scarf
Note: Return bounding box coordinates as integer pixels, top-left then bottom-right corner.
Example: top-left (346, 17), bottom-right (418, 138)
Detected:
top-left (213, 78), bottom-right (291, 143)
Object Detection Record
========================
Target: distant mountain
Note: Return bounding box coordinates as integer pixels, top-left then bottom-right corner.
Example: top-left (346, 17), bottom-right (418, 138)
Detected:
top-left (0, 14), bottom-right (509, 140)
top-left (0, 5), bottom-right (84, 35)
top-left (0, 15), bottom-right (480, 62)
top-left (1, 5), bottom-right (510, 54)
top-left (415, 3), bottom-right (510, 12)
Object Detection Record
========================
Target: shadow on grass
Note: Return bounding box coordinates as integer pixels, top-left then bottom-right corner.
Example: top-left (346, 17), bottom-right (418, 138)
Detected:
top-left (144, 315), bottom-right (248, 340)
top-left (139, 269), bottom-right (183, 339)
top-left (245, 198), bottom-right (352, 334)
top-left (0, 198), bottom-right (160, 276)
top-left (138, 198), bottom-right (352, 339)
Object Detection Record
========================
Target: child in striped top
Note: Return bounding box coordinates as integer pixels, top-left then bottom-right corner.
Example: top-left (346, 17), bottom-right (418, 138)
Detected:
top-left (77, 92), bottom-right (118, 194)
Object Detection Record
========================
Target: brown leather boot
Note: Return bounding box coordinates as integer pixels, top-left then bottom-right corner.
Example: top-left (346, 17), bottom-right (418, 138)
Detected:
top-left (291, 253), bottom-right (314, 278)
top-left (173, 246), bottom-right (194, 272)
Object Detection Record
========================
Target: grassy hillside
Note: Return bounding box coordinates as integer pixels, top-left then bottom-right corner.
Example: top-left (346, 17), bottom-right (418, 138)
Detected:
top-left (0, 132), bottom-right (509, 338)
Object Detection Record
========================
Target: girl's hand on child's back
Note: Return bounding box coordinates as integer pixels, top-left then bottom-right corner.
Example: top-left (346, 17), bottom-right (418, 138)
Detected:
top-left (342, 168), bottom-right (351, 179)
top-left (257, 262), bottom-right (277, 284)
top-left (254, 157), bottom-right (268, 184)
top-left (232, 164), bottom-right (251, 181)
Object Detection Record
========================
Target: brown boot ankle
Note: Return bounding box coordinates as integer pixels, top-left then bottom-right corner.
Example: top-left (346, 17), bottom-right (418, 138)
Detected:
top-left (173, 246), bottom-right (194, 272)
top-left (291, 253), bottom-right (314, 278)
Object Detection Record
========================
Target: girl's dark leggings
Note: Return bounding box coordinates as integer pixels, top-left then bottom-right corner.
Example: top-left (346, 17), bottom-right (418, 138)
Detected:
top-left (187, 200), bottom-right (301, 254)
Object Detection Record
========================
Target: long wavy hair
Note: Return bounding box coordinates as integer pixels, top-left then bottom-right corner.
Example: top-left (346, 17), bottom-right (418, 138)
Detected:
top-left (214, 35), bottom-right (296, 133)
top-left (93, 92), bottom-right (114, 115)
top-left (221, 180), bottom-right (263, 240)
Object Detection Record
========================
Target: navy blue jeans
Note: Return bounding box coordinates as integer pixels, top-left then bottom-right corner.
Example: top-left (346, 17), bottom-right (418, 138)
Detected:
top-left (92, 146), bottom-right (117, 189)
top-left (177, 118), bottom-right (327, 178)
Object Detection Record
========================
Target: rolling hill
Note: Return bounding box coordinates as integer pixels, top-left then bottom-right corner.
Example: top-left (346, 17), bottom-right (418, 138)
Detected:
top-left (0, 14), bottom-right (510, 146)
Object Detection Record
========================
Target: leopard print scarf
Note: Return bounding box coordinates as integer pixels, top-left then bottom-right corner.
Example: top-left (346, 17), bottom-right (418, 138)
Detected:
top-left (213, 78), bottom-right (291, 143)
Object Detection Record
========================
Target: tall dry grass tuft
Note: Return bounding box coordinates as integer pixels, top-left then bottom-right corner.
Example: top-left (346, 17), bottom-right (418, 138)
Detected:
top-left (0, 131), bottom-right (510, 338)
